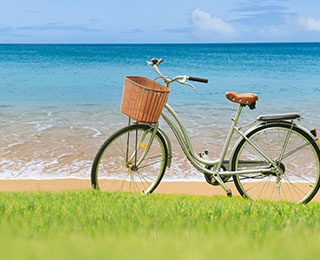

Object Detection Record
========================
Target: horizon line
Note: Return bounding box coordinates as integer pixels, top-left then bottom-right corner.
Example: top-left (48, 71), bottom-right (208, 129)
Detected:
top-left (1, 41), bottom-right (320, 45)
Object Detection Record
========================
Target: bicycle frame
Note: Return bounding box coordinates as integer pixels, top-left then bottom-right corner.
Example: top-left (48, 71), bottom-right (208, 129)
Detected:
top-left (156, 102), bottom-right (292, 194)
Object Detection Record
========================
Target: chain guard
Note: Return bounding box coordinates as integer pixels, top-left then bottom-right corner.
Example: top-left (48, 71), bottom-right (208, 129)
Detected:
top-left (204, 165), bottom-right (230, 186)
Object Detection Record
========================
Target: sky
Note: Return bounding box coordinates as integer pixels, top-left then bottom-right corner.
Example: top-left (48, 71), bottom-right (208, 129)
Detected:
top-left (1, 0), bottom-right (320, 43)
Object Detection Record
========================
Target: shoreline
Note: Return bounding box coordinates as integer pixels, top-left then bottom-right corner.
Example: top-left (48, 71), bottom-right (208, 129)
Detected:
top-left (0, 178), bottom-right (319, 202)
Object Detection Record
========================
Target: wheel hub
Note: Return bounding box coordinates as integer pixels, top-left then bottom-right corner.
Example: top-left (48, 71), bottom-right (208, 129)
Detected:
top-left (126, 162), bottom-right (139, 171)
top-left (271, 162), bottom-right (285, 177)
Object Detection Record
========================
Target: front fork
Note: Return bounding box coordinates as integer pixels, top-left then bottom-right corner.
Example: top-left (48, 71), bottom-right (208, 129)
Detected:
top-left (127, 122), bottom-right (160, 169)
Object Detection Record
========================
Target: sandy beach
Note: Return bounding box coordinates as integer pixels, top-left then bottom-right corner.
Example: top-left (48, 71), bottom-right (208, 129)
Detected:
top-left (0, 178), bottom-right (228, 195)
top-left (0, 178), bottom-right (319, 202)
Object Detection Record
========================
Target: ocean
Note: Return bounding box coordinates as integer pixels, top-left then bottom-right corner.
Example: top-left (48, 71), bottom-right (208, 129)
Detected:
top-left (0, 43), bottom-right (320, 180)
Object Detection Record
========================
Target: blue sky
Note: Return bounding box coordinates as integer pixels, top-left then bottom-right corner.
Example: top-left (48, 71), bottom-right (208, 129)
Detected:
top-left (1, 0), bottom-right (320, 43)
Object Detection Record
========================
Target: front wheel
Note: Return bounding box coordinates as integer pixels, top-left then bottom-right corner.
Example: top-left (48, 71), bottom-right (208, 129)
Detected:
top-left (91, 124), bottom-right (168, 193)
top-left (231, 122), bottom-right (320, 203)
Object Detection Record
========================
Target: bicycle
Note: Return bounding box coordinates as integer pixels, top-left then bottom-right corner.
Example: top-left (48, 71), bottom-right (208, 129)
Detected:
top-left (91, 58), bottom-right (320, 204)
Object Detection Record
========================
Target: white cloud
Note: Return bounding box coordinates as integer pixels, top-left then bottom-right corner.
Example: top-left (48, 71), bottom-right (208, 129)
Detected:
top-left (191, 9), bottom-right (237, 37)
top-left (297, 16), bottom-right (320, 33)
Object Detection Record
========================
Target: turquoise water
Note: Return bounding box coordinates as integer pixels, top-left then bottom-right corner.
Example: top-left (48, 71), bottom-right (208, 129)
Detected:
top-left (0, 43), bottom-right (320, 179)
top-left (1, 43), bottom-right (320, 103)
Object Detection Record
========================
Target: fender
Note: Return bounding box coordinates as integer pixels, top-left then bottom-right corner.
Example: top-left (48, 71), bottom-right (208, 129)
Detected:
top-left (157, 127), bottom-right (173, 168)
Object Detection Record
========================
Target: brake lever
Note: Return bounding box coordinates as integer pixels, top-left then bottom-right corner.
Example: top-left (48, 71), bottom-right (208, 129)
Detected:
top-left (177, 77), bottom-right (196, 90)
top-left (185, 82), bottom-right (196, 90)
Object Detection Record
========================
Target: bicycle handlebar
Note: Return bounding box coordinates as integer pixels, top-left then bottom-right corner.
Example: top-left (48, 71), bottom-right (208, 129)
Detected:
top-left (188, 76), bottom-right (208, 83)
top-left (147, 58), bottom-right (208, 89)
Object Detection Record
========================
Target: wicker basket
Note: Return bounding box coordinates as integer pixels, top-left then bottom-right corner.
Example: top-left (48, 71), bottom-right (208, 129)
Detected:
top-left (121, 76), bottom-right (170, 123)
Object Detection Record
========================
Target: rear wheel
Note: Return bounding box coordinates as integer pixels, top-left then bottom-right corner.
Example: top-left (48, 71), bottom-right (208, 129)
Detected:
top-left (91, 124), bottom-right (168, 193)
top-left (231, 122), bottom-right (320, 203)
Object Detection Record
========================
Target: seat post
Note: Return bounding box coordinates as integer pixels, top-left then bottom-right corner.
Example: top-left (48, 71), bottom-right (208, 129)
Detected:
top-left (216, 104), bottom-right (244, 171)
top-left (233, 104), bottom-right (245, 124)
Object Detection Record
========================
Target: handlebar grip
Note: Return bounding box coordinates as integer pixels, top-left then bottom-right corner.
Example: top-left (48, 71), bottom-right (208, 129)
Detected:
top-left (188, 76), bottom-right (208, 83)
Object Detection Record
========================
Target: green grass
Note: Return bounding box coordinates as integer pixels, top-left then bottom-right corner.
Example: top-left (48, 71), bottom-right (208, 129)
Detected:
top-left (0, 190), bottom-right (320, 259)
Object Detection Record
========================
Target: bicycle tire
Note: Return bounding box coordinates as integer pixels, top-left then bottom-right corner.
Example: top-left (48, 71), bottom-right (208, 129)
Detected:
top-left (231, 122), bottom-right (320, 203)
top-left (91, 124), bottom-right (168, 193)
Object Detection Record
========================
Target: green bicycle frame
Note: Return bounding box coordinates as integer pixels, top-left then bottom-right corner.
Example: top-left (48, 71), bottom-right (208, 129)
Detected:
top-left (158, 103), bottom-right (283, 193)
